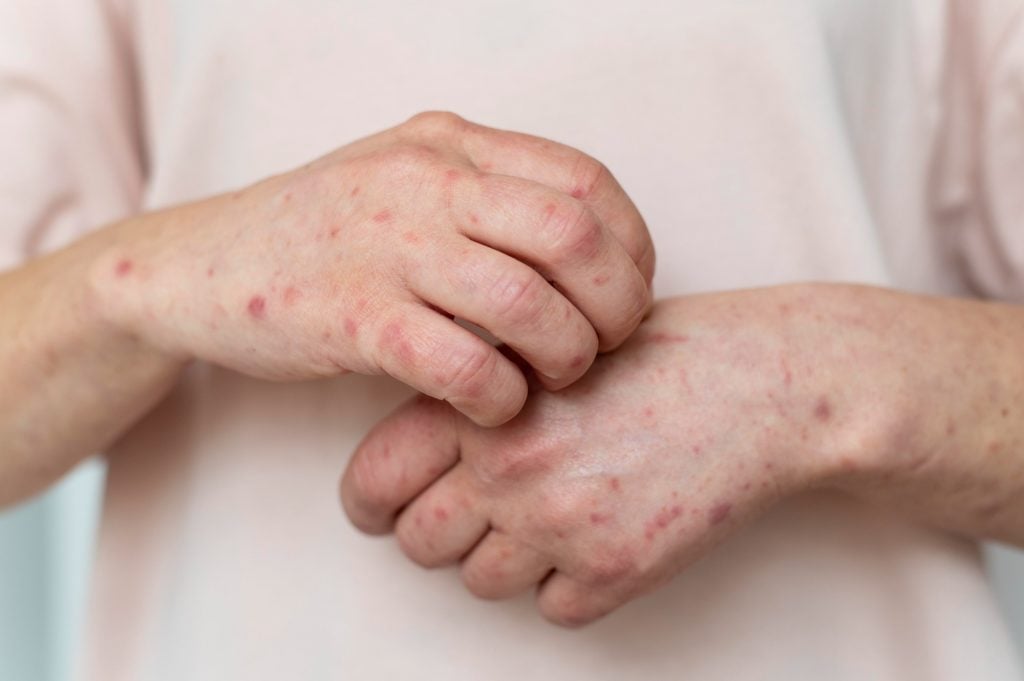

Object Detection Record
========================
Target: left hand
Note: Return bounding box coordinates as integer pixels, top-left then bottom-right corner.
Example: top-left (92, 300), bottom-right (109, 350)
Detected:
top-left (340, 287), bottom-right (910, 626)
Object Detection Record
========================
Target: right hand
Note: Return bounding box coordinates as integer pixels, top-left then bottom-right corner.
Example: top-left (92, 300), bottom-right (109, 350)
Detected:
top-left (93, 112), bottom-right (655, 425)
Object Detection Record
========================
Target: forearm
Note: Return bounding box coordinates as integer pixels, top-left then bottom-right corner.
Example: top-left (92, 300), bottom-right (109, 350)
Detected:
top-left (814, 286), bottom-right (1024, 546)
top-left (646, 285), bottom-right (1024, 546)
top-left (0, 218), bottom-right (187, 507)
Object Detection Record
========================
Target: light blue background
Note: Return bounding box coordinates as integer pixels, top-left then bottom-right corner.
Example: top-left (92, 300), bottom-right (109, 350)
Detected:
top-left (1, 459), bottom-right (1022, 680)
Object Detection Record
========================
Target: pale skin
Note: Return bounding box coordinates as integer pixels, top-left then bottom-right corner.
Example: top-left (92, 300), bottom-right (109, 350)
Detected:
top-left (0, 112), bottom-right (654, 506)
top-left (342, 284), bottom-right (1024, 627)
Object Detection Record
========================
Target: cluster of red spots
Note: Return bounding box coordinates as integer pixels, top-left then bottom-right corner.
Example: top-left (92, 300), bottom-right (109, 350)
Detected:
top-left (247, 295), bottom-right (267, 319)
top-left (708, 502), bottom-right (732, 527)
top-left (644, 504), bottom-right (683, 541)
top-left (433, 506), bottom-right (449, 522)
top-left (589, 512), bottom-right (610, 525)
top-left (372, 209), bottom-right (393, 224)
top-left (609, 477), bottom-right (621, 492)
top-left (813, 396), bottom-right (832, 422)
top-left (646, 332), bottom-right (690, 345)
top-left (114, 259), bottom-right (134, 277)
top-left (344, 317), bottom-right (359, 338)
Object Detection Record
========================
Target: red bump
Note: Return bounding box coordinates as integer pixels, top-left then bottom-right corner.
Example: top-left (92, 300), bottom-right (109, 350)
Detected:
top-left (589, 512), bottom-right (609, 525)
top-left (433, 506), bottom-right (449, 522)
top-left (372, 209), bottom-right (393, 224)
top-left (206, 267), bottom-right (215, 278)
top-left (813, 396), bottom-right (832, 422)
top-left (570, 186), bottom-right (586, 199)
top-left (247, 295), bottom-right (267, 319)
top-left (114, 259), bottom-right (134, 277)
top-left (282, 286), bottom-right (301, 305)
top-left (329, 228), bottom-right (340, 239)
top-left (708, 503), bottom-right (732, 527)
top-left (402, 231), bottom-right (420, 244)
top-left (642, 406), bottom-right (654, 418)
top-left (350, 186), bottom-right (361, 197)
top-left (592, 273), bottom-right (611, 286)
top-left (344, 317), bottom-right (359, 338)
top-left (609, 477), bottom-right (621, 492)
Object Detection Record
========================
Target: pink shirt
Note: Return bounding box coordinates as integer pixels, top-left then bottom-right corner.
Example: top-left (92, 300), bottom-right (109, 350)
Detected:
top-left (2, 1), bottom-right (1023, 679)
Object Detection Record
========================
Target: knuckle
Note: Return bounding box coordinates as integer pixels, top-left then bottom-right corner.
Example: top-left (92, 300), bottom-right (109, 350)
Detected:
top-left (478, 445), bottom-right (549, 485)
top-left (569, 155), bottom-right (610, 200)
top-left (347, 452), bottom-right (398, 519)
top-left (462, 559), bottom-right (506, 600)
top-left (431, 342), bottom-right (497, 399)
top-left (488, 269), bottom-right (549, 325)
top-left (541, 596), bottom-right (592, 629)
top-left (541, 200), bottom-right (603, 263)
top-left (403, 110), bottom-right (468, 139)
top-left (395, 517), bottom-right (443, 568)
top-left (580, 547), bottom-right (640, 587)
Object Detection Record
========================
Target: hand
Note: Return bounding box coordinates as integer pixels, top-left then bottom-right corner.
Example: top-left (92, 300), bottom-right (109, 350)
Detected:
top-left (93, 112), bottom-right (654, 425)
top-left (341, 287), bottom-right (909, 626)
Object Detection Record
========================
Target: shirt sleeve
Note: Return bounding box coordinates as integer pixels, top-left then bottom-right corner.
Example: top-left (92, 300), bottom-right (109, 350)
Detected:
top-left (934, 0), bottom-right (1024, 302)
top-left (0, 0), bottom-right (144, 271)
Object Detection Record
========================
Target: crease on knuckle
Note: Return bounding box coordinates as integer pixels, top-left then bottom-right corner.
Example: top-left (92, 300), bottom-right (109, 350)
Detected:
top-left (432, 342), bottom-right (496, 400)
top-left (489, 270), bottom-right (549, 326)
top-left (542, 201), bottom-right (603, 264)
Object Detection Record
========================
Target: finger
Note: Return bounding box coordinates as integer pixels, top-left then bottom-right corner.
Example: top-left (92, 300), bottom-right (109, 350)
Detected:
top-left (455, 176), bottom-right (649, 351)
top-left (394, 464), bottom-right (489, 568)
top-left (458, 123), bottom-right (656, 285)
top-left (372, 303), bottom-right (528, 426)
top-left (460, 531), bottom-right (553, 601)
top-left (536, 572), bottom-right (632, 629)
top-left (341, 396), bottom-right (459, 535)
top-left (407, 238), bottom-right (598, 389)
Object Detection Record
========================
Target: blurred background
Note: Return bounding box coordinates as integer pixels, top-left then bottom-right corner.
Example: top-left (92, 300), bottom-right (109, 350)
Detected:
top-left (1, 459), bottom-right (1022, 680)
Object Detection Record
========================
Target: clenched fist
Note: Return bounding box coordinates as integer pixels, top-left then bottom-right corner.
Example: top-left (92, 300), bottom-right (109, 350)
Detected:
top-left (94, 112), bottom-right (654, 425)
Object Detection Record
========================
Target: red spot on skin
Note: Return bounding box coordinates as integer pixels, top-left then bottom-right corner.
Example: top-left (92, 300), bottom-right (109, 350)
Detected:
top-left (350, 186), bottom-right (361, 197)
top-left (344, 317), bottom-right (359, 338)
top-left (434, 506), bottom-right (449, 522)
top-left (478, 162), bottom-right (494, 172)
top-left (988, 441), bottom-right (1003, 454)
top-left (402, 231), bottom-right (420, 244)
top-left (691, 444), bottom-right (702, 455)
top-left (322, 330), bottom-right (333, 341)
top-left (206, 267), bottom-right (215, 278)
top-left (708, 503), bottom-right (732, 527)
top-left (555, 531), bottom-right (567, 539)
top-left (372, 209), bottom-right (393, 224)
top-left (282, 286), bottom-right (301, 306)
top-left (642, 406), bottom-right (654, 418)
top-left (593, 273), bottom-right (611, 286)
top-left (945, 419), bottom-right (956, 436)
top-left (570, 355), bottom-right (586, 369)
top-left (813, 396), bottom-right (832, 422)
top-left (415, 515), bottom-right (424, 528)
top-left (114, 259), bottom-right (133, 277)
top-left (742, 482), bottom-right (751, 491)
top-left (247, 296), bottom-right (267, 319)
top-left (443, 169), bottom-right (461, 184)
top-left (381, 322), bottom-right (415, 364)
top-left (329, 228), bottom-right (340, 238)
top-left (645, 504), bottom-right (683, 540)
top-left (283, 192), bottom-right (292, 203)
top-left (781, 359), bottom-right (792, 387)
top-left (1001, 408), bottom-right (1009, 418)
top-left (589, 512), bottom-right (609, 525)
top-left (646, 332), bottom-right (690, 345)
top-left (544, 203), bottom-right (557, 218)
top-left (469, 213), bottom-right (480, 225)
top-left (609, 477), bottom-right (621, 492)
top-left (679, 368), bottom-right (693, 393)
top-left (570, 186), bottom-right (586, 199)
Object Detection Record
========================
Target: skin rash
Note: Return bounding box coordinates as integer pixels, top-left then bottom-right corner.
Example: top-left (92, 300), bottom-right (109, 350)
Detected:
top-left (343, 285), bottom-right (1024, 628)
